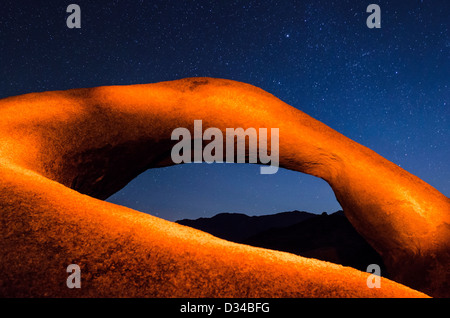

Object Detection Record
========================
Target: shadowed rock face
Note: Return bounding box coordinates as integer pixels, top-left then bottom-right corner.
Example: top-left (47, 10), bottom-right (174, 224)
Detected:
top-left (0, 77), bottom-right (448, 297)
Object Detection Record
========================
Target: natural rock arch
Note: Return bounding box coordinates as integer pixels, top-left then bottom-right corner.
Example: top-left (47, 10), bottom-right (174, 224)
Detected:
top-left (0, 78), bottom-right (448, 297)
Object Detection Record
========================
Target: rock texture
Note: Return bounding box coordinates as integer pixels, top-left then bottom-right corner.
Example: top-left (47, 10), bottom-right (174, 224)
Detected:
top-left (0, 77), bottom-right (448, 297)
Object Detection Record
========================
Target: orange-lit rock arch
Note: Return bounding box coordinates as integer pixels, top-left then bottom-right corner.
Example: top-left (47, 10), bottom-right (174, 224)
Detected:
top-left (0, 78), bottom-right (448, 297)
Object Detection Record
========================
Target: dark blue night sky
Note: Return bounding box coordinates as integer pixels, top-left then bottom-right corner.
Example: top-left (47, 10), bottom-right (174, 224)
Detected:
top-left (1, 1), bottom-right (448, 221)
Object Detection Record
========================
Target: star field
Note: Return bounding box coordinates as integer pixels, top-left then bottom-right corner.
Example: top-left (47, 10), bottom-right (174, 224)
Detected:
top-left (1, 0), bottom-right (448, 221)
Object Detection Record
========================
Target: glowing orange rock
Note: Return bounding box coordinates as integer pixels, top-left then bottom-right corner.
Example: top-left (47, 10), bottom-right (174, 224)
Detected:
top-left (0, 78), bottom-right (448, 297)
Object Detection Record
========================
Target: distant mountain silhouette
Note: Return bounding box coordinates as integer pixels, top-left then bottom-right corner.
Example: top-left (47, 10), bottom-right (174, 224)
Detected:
top-left (176, 210), bottom-right (315, 242)
top-left (177, 210), bottom-right (387, 276)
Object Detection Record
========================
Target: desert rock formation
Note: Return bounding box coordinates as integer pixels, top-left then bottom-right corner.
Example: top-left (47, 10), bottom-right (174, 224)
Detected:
top-left (0, 78), bottom-right (448, 297)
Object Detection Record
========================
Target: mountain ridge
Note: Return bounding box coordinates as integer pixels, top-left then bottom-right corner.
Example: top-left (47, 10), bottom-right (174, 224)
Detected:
top-left (176, 210), bottom-right (316, 242)
top-left (177, 210), bottom-right (387, 275)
